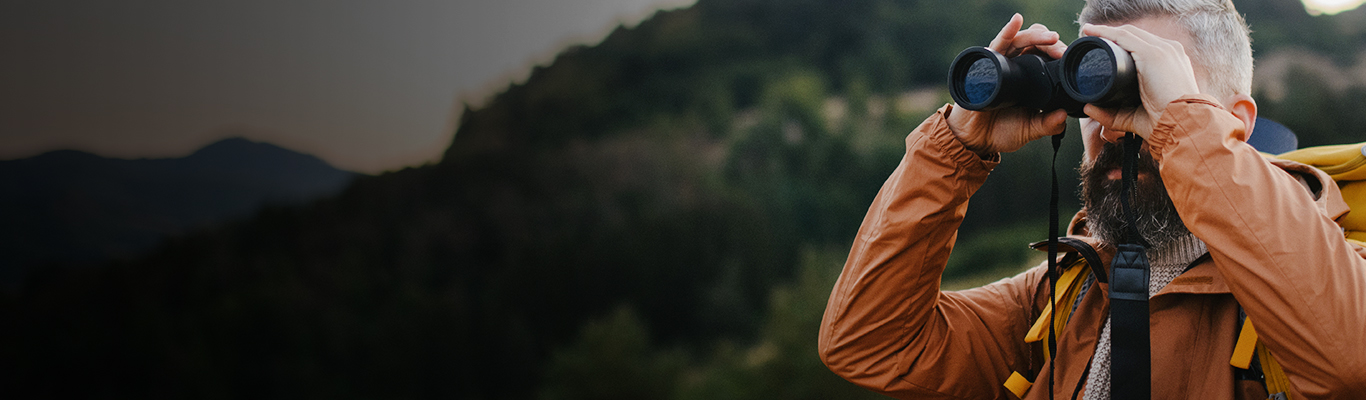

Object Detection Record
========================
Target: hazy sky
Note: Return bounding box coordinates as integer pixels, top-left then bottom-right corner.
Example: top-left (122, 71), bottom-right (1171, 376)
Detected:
top-left (1, 0), bottom-right (695, 174)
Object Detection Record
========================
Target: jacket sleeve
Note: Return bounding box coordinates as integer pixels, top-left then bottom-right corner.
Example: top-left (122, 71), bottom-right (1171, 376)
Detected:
top-left (1148, 95), bottom-right (1366, 397)
top-left (818, 105), bottom-right (1045, 400)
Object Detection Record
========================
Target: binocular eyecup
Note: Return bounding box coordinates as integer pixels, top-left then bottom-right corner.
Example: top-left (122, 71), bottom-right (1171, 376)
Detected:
top-left (948, 36), bottom-right (1138, 118)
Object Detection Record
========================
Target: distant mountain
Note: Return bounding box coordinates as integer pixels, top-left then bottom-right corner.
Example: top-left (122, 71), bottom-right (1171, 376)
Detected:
top-left (0, 137), bottom-right (357, 279)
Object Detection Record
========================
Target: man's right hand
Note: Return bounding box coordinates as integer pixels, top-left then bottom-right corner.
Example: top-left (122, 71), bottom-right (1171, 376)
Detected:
top-left (946, 13), bottom-right (1070, 156)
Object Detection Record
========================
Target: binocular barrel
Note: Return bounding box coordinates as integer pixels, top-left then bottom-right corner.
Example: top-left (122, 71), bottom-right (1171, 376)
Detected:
top-left (948, 36), bottom-right (1137, 118)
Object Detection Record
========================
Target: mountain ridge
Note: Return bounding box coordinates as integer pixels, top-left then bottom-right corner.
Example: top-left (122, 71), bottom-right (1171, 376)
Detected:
top-left (0, 137), bottom-right (357, 279)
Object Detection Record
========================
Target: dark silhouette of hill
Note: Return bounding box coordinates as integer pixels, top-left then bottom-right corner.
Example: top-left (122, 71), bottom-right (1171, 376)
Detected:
top-left (4, 0), bottom-right (1366, 398)
top-left (0, 138), bottom-right (356, 281)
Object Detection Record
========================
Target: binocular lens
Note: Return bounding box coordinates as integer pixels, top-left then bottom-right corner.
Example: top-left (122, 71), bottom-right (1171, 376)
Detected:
top-left (964, 58), bottom-right (999, 104)
top-left (1061, 36), bottom-right (1137, 107)
top-left (1074, 48), bottom-right (1112, 97)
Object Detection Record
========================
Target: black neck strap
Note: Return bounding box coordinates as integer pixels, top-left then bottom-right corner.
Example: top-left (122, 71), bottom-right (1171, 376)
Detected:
top-left (1109, 132), bottom-right (1151, 400)
top-left (1118, 133), bottom-right (1151, 248)
top-left (1046, 132), bottom-right (1064, 399)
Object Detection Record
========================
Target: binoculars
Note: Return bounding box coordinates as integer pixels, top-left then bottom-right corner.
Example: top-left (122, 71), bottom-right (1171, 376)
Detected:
top-left (948, 36), bottom-right (1138, 118)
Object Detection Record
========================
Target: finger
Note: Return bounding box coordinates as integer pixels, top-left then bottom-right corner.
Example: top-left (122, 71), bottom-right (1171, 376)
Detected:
top-left (989, 13), bottom-right (1025, 52)
top-left (1110, 23), bottom-right (1195, 71)
top-left (1080, 23), bottom-right (1111, 38)
top-left (1009, 29), bottom-right (1061, 51)
top-left (1084, 104), bottom-right (1120, 130)
top-left (1084, 106), bottom-right (1127, 143)
top-left (1037, 109), bottom-right (1070, 137)
top-left (1114, 24), bottom-right (1183, 52)
top-left (1036, 39), bottom-right (1068, 59)
top-left (1021, 21), bottom-right (1067, 59)
top-left (1085, 105), bottom-right (1146, 139)
top-left (1018, 22), bottom-right (1058, 39)
top-left (1081, 23), bottom-right (1160, 56)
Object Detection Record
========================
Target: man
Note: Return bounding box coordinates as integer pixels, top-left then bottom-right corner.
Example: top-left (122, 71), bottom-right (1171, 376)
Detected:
top-left (817, 0), bottom-right (1366, 399)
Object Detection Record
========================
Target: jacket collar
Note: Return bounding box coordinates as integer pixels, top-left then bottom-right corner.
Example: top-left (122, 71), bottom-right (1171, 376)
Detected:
top-left (1034, 209), bottom-right (1231, 296)
top-left (1154, 256), bottom-right (1229, 296)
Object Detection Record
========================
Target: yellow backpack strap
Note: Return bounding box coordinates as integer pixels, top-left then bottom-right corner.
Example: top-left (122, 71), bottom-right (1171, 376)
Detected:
top-left (1259, 342), bottom-right (1295, 400)
top-left (1004, 371), bottom-right (1033, 399)
top-left (1025, 300), bottom-right (1053, 343)
top-left (1051, 265), bottom-right (1089, 342)
top-left (1230, 317), bottom-right (1258, 369)
top-left (1025, 261), bottom-right (1089, 346)
top-left (1230, 316), bottom-right (1295, 399)
top-left (1009, 259), bottom-right (1090, 396)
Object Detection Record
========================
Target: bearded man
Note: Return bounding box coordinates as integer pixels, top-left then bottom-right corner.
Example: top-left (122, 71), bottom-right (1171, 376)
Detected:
top-left (817, 0), bottom-right (1366, 399)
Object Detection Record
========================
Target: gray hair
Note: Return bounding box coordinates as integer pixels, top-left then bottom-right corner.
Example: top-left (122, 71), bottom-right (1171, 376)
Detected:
top-left (1079, 0), bottom-right (1253, 98)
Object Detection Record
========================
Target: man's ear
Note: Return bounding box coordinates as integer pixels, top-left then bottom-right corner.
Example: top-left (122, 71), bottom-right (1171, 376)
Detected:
top-left (1224, 93), bottom-right (1258, 142)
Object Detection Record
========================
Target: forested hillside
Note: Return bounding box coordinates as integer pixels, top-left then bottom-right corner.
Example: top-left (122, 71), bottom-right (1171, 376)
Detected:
top-left (5, 0), bottom-right (1366, 398)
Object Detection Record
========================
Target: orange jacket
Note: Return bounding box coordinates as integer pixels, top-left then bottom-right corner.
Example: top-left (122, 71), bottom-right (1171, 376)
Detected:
top-left (818, 95), bottom-right (1366, 399)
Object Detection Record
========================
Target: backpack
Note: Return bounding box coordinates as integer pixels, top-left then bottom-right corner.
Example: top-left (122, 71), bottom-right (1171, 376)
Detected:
top-left (1001, 141), bottom-right (1366, 400)
top-left (1278, 143), bottom-right (1366, 248)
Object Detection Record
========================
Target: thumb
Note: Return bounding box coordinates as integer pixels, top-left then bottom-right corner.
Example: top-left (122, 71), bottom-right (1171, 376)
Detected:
top-left (1083, 104), bottom-right (1141, 134)
top-left (1036, 108), bottom-right (1069, 138)
top-left (1084, 104), bottom-right (1117, 128)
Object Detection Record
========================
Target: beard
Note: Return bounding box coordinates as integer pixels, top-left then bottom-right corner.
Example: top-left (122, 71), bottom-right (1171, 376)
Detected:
top-left (1078, 140), bottom-right (1190, 247)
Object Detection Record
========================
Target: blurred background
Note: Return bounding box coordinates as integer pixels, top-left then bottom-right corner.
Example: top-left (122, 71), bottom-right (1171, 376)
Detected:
top-left (3, 0), bottom-right (1365, 398)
